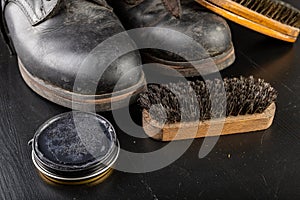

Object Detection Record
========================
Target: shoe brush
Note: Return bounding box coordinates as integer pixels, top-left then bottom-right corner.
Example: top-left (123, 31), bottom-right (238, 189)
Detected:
top-left (195, 0), bottom-right (300, 42)
top-left (139, 76), bottom-right (277, 141)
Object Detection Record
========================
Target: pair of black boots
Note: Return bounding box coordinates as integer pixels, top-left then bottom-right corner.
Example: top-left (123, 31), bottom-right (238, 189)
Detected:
top-left (0, 0), bottom-right (235, 111)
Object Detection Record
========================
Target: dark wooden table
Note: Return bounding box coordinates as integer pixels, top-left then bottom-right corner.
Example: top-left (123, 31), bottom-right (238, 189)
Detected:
top-left (0, 1), bottom-right (299, 199)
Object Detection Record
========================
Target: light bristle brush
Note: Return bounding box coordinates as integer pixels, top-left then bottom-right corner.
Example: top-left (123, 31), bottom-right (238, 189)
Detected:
top-left (139, 76), bottom-right (277, 141)
top-left (195, 0), bottom-right (300, 42)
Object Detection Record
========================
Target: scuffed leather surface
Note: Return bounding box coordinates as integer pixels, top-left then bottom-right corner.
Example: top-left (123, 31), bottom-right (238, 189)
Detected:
top-left (108, 0), bottom-right (232, 62)
top-left (4, 0), bottom-right (143, 95)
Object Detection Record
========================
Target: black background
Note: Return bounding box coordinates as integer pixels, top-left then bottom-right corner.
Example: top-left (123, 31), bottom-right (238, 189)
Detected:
top-left (0, 0), bottom-right (299, 199)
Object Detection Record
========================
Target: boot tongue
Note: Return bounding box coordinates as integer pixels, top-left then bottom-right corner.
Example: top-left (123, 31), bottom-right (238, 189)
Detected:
top-left (125, 0), bottom-right (182, 18)
top-left (2, 0), bottom-right (62, 26)
top-left (162, 0), bottom-right (182, 18)
top-left (5, 0), bottom-right (113, 26)
top-left (89, 0), bottom-right (112, 9)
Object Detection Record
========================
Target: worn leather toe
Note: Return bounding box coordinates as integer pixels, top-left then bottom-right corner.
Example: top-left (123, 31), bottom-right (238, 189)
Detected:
top-left (108, 0), bottom-right (234, 63)
top-left (1, 0), bottom-right (145, 110)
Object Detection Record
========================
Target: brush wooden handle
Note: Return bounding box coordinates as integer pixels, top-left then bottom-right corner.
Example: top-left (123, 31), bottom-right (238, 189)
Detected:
top-left (196, 0), bottom-right (299, 42)
top-left (143, 103), bottom-right (276, 141)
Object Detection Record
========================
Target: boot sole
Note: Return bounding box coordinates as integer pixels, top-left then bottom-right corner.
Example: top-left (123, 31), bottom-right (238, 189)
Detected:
top-left (18, 58), bottom-right (147, 111)
top-left (143, 44), bottom-right (235, 77)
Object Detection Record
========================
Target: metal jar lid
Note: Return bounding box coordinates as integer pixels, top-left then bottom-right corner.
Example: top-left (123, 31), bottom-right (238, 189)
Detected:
top-left (31, 111), bottom-right (120, 185)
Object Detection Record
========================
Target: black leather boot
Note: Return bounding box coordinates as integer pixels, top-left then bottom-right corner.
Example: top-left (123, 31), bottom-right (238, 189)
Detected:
top-left (107, 0), bottom-right (236, 76)
top-left (0, 0), bottom-right (146, 111)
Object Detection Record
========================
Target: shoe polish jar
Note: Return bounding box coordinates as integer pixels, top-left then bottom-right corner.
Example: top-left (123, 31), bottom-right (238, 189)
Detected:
top-left (30, 111), bottom-right (120, 185)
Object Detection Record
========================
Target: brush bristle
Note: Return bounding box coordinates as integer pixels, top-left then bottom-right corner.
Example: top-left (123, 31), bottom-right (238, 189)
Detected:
top-left (138, 76), bottom-right (278, 124)
top-left (232, 0), bottom-right (300, 28)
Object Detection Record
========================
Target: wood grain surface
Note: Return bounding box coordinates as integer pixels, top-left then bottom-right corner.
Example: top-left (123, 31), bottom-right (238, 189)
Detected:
top-left (0, 0), bottom-right (299, 199)
top-left (196, 0), bottom-right (300, 42)
top-left (143, 103), bottom-right (276, 141)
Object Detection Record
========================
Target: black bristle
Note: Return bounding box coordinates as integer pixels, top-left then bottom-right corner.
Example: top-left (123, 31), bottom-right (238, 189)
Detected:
top-left (138, 76), bottom-right (278, 124)
top-left (232, 0), bottom-right (300, 28)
